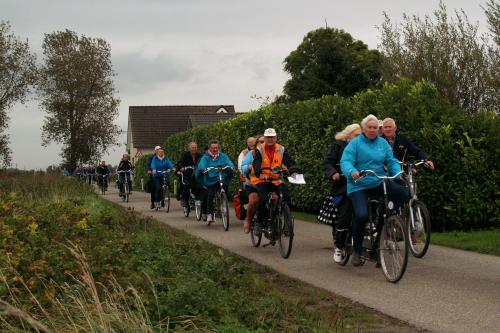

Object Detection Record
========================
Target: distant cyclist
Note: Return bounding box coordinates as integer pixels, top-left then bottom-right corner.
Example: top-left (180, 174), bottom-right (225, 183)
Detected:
top-left (117, 154), bottom-right (134, 197)
top-left (176, 142), bottom-right (202, 207)
top-left (151, 147), bottom-right (175, 208)
top-left (147, 146), bottom-right (161, 209)
top-left (96, 161), bottom-right (110, 191)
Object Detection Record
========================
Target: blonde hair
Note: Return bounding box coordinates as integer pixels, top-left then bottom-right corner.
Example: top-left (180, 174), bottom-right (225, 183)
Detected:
top-left (335, 123), bottom-right (362, 141)
top-left (361, 114), bottom-right (379, 129)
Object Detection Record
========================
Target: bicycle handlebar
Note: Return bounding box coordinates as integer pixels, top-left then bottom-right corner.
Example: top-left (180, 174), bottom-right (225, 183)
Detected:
top-left (355, 169), bottom-right (403, 183)
top-left (203, 166), bottom-right (233, 173)
top-left (154, 169), bottom-right (173, 174)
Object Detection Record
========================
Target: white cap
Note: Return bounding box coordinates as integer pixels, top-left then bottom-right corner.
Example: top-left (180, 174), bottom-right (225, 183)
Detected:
top-left (264, 128), bottom-right (277, 137)
top-left (154, 145), bottom-right (161, 151)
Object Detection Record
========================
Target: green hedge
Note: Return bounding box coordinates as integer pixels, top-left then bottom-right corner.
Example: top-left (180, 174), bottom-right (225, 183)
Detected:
top-left (134, 154), bottom-right (151, 190)
top-left (161, 79), bottom-right (499, 231)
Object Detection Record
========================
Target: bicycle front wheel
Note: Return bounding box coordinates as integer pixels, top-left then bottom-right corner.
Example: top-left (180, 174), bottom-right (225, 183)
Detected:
top-left (124, 182), bottom-right (129, 203)
top-left (195, 200), bottom-right (202, 221)
top-left (379, 215), bottom-right (408, 283)
top-left (220, 192), bottom-right (229, 231)
top-left (407, 200), bottom-right (431, 258)
top-left (250, 217), bottom-right (262, 247)
top-left (165, 186), bottom-right (170, 213)
top-left (278, 204), bottom-right (294, 258)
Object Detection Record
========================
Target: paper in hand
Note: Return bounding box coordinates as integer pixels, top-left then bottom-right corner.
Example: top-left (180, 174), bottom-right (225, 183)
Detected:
top-left (288, 173), bottom-right (306, 184)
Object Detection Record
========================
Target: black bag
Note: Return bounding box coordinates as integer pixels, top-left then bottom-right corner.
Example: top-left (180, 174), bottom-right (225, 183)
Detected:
top-left (317, 195), bottom-right (341, 225)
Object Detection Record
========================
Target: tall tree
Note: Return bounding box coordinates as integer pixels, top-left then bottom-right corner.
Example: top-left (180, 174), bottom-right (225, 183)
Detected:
top-left (378, 1), bottom-right (498, 115)
top-left (282, 27), bottom-right (383, 102)
top-left (38, 30), bottom-right (120, 171)
top-left (0, 21), bottom-right (37, 166)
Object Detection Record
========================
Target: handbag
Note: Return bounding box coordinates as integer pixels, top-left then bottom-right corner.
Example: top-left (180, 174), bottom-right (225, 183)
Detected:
top-left (317, 195), bottom-right (343, 225)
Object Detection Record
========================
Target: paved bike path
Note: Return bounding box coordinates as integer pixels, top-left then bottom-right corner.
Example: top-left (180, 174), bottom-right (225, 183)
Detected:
top-left (105, 189), bottom-right (500, 333)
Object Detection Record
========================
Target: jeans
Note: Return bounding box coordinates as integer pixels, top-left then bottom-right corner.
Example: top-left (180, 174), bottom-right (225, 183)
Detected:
top-left (349, 179), bottom-right (409, 255)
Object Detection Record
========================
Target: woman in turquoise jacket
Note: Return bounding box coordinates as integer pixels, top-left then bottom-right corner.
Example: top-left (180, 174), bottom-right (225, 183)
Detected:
top-left (151, 148), bottom-right (175, 206)
top-left (195, 139), bottom-right (234, 222)
top-left (340, 114), bottom-right (408, 266)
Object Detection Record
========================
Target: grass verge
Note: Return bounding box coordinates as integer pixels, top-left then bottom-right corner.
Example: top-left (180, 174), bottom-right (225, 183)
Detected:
top-left (432, 229), bottom-right (500, 256)
top-left (0, 172), bottom-right (422, 332)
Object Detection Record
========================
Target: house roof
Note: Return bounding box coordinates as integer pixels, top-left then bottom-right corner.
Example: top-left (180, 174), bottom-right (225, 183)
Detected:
top-left (128, 105), bottom-right (236, 148)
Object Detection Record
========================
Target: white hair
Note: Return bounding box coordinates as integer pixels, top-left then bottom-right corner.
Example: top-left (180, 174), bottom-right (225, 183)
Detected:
top-left (335, 123), bottom-right (361, 141)
top-left (361, 114), bottom-right (379, 129)
top-left (383, 117), bottom-right (396, 126)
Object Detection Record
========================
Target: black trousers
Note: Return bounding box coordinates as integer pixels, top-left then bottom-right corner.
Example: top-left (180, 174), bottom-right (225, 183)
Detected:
top-left (255, 182), bottom-right (290, 224)
top-left (333, 196), bottom-right (353, 249)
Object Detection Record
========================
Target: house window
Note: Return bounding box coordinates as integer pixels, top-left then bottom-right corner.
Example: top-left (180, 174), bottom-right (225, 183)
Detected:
top-left (216, 107), bottom-right (227, 113)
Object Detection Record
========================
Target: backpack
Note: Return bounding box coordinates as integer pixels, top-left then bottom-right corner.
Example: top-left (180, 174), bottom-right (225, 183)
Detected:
top-left (233, 189), bottom-right (248, 220)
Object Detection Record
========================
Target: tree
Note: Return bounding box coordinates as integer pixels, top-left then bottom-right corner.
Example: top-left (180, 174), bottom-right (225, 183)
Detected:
top-left (38, 30), bottom-right (120, 171)
top-left (0, 21), bottom-right (37, 166)
top-left (282, 27), bottom-right (383, 102)
top-left (378, 1), bottom-right (499, 115)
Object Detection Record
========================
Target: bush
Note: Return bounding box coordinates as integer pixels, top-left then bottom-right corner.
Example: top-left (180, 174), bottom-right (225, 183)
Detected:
top-left (163, 79), bottom-right (499, 231)
top-left (133, 153), bottom-right (151, 190)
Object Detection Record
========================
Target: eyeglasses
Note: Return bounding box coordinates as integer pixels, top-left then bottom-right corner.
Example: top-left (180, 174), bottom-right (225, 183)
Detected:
top-left (258, 140), bottom-right (265, 143)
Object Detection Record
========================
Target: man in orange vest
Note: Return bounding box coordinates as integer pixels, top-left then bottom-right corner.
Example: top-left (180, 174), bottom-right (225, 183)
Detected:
top-left (250, 128), bottom-right (298, 229)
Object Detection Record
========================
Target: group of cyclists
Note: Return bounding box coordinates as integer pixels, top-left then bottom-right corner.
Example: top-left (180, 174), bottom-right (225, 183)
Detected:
top-left (90, 114), bottom-right (432, 270)
top-left (324, 115), bottom-right (433, 266)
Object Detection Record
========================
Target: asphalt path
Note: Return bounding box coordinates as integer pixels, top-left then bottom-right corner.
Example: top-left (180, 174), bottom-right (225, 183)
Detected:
top-left (103, 188), bottom-right (500, 333)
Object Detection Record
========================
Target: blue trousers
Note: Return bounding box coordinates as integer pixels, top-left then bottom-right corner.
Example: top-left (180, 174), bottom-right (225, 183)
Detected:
top-left (348, 180), bottom-right (409, 254)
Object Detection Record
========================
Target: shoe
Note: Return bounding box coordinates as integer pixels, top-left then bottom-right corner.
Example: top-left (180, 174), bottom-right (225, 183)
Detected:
top-left (333, 247), bottom-right (344, 263)
top-left (207, 214), bottom-right (214, 223)
top-left (243, 220), bottom-right (250, 234)
top-left (351, 252), bottom-right (362, 267)
top-left (150, 202), bottom-right (154, 209)
top-left (202, 214), bottom-right (207, 221)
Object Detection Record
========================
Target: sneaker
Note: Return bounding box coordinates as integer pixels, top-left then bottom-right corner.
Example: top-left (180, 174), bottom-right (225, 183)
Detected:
top-left (202, 214), bottom-right (207, 221)
top-left (207, 214), bottom-right (214, 223)
top-left (351, 252), bottom-right (362, 267)
top-left (333, 247), bottom-right (344, 263)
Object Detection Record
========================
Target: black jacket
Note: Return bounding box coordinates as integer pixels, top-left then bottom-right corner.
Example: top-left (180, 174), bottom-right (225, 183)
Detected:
top-left (252, 145), bottom-right (298, 178)
top-left (96, 165), bottom-right (110, 175)
top-left (176, 151), bottom-right (202, 178)
top-left (382, 133), bottom-right (427, 162)
top-left (117, 160), bottom-right (134, 172)
top-left (324, 140), bottom-right (348, 196)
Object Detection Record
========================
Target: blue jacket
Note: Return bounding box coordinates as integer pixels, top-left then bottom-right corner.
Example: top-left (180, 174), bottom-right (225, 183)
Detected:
top-left (241, 150), bottom-right (254, 186)
top-left (195, 152), bottom-right (234, 187)
top-left (340, 134), bottom-right (402, 195)
top-left (151, 155), bottom-right (174, 178)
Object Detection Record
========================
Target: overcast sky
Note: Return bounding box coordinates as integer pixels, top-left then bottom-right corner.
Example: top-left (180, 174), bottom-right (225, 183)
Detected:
top-left (1, 0), bottom-right (488, 169)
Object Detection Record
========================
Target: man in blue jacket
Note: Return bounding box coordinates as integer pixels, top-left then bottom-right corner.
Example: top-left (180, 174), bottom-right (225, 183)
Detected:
top-left (195, 139), bottom-right (234, 222)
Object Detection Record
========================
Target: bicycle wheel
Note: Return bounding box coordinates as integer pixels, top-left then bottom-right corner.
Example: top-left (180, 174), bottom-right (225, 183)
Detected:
top-left (220, 192), bottom-right (229, 231)
top-left (250, 217), bottom-right (262, 247)
top-left (278, 204), bottom-right (294, 258)
top-left (407, 200), bottom-right (431, 258)
top-left (195, 200), bottom-right (202, 221)
top-left (125, 182), bottom-right (129, 203)
top-left (379, 215), bottom-right (408, 283)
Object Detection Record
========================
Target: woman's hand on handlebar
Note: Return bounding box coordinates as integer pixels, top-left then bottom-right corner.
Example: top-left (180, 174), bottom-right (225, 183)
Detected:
top-left (351, 172), bottom-right (360, 180)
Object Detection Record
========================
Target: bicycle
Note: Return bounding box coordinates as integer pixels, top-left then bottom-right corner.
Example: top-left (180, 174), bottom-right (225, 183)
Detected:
top-left (154, 170), bottom-right (172, 212)
top-left (203, 166), bottom-right (232, 231)
top-left (178, 166), bottom-right (202, 220)
top-left (401, 159), bottom-right (432, 258)
top-left (117, 170), bottom-right (133, 203)
top-left (249, 167), bottom-right (298, 259)
top-left (97, 174), bottom-right (108, 195)
top-left (336, 170), bottom-right (409, 283)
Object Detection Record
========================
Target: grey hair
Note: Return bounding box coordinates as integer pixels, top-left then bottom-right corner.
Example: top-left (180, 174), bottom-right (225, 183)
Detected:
top-left (361, 114), bottom-right (379, 129)
top-left (383, 117), bottom-right (396, 126)
top-left (335, 123), bottom-right (361, 141)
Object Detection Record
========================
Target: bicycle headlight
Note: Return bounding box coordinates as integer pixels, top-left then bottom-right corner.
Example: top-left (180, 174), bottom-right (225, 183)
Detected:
top-left (388, 201), bottom-right (394, 210)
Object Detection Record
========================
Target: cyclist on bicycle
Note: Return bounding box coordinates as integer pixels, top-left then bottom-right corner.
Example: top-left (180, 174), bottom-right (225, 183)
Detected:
top-left (381, 118), bottom-right (434, 170)
top-left (147, 146), bottom-right (161, 209)
top-left (176, 142), bottom-right (202, 207)
top-left (340, 115), bottom-right (408, 266)
top-left (324, 123), bottom-right (361, 263)
top-left (195, 139), bottom-right (234, 223)
top-left (117, 154), bottom-right (134, 197)
top-left (250, 128), bottom-right (298, 230)
top-left (151, 147), bottom-right (175, 207)
top-left (238, 136), bottom-right (256, 187)
top-left (96, 161), bottom-right (110, 190)
top-left (240, 135), bottom-right (264, 233)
